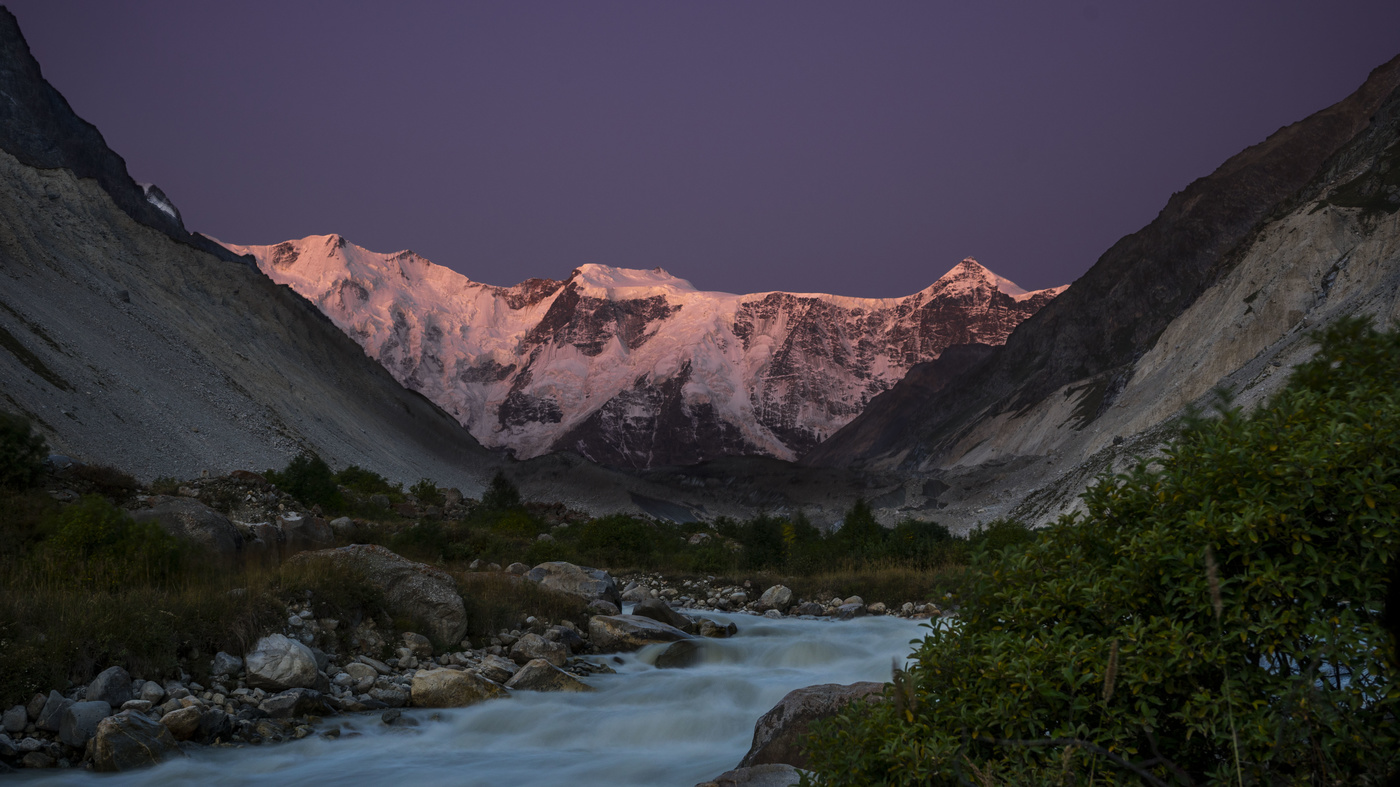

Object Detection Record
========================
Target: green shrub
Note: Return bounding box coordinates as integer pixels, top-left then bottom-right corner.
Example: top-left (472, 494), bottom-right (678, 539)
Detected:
top-left (335, 465), bottom-right (401, 496)
top-left (266, 452), bottom-right (342, 512)
top-left (481, 471), bottom-right (522, 510)
top-left (410, 478), bottom-right (445, 507)
top-left (0, 412), bottom-right (46, 490)
top-left (42, 495), bottom-right (183, 586)
top-left (804, 318), bottom-right (1400, 785)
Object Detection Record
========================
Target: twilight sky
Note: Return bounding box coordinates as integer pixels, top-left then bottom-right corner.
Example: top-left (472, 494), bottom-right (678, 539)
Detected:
top-left (7, 2), bottom-right (1400, 296)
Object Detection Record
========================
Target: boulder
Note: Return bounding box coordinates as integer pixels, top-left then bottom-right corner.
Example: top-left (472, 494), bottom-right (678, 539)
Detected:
top-left (86, 665), bottom-right (134, 707)
top-left (59, 701), bottom-right (111, 747)
top-left (287, 545), bottom-right (468, 644)
top-left (92, 710), bottom-right (182, 772)
top-left (197, 708), bottom-right (233, 742)
top-left (1, 705), bottom-right (24, 734)
top-left (655, 639), bottom-right (704, 669)
top-left (410, 669), bottom-right (507, 708)
top-left (792, 602), bottom-right (826, 617)
top-left (259, 688), bottom-right (328, 719)
top-left (210, 651), bottom-right (242, 678)
top-left (621, 584), bottom-right (651, 604)
top-left (589, 614), bottom-right (694, 652)
top-left (245, 634), bottom-right (319, 691)
top-left (832, 603), bottom-right (867, 620)
top-left (504, 659), bottom-right (595, 692)
top-left (343, 662), bottom-right (378, 693)
top-left (546, 624), bottom-right (586, 652)
top-left (738, 682), bottom-right (885, 769)
top-left (133, 497), bottom-right (242, 555)
top-left (509, 633), bottom-right (568, 667)
top-left (159, 705), bottom-right (203, 741)
top-left (402, 632), bottom-right (433, 657)
top-left (35, 691), bottom-right (72, 732)
top-left (137, 681), bottom-right (166, 704)
top-left (474, 654), bottom-right (519, 684)
top-left (25, 692), bottom-right (46, 721)
top-left (699, 618), bottom-right (738, 638)
top-left (505, 562), bottom-right (528, 575)
top-left (278, 512), bottom-right (335, 552)
top-left (755, 585), bottom-right (794, 613)
top-left (696, 764), bottom-right (804, 787)
top-left (587, 600), bottom-right (621, 616)
top-left (631, 598), bottom-right (697, 633)
top-left (524, 562), bottom-right (622, 609)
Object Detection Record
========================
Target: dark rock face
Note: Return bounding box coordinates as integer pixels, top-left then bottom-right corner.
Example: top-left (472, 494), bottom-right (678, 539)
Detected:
top-left (807, 53), bottom-right (1400, 471)
top-left (738, 681), bottom-right (885, 769)
top-left (0, 9), bottom-right (243, 263)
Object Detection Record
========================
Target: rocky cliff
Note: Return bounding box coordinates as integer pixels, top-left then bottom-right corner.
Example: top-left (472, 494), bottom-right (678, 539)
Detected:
top-left (220, 237), bottom-right (1062, 468)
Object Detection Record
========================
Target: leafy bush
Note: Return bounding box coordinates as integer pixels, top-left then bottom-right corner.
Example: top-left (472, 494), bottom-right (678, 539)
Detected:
top-left (410, 478), bottom-right (445, 507)
top-left (804, 318), bottom-right (1400, 784)
top-left (0, 411), bottom-right (46, 490)
top-left (335, 465), bottom-right (401, 496)
top-left (481, 471), bottom-right (522, 510)
top-left (69, 463), bottom-right (139, 501)
top-left (266, 452), bottom-right (342, 512)
top-left (42, 495), bottom-right (183, 587)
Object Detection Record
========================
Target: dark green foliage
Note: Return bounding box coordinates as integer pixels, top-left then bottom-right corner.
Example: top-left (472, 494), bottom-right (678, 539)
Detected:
top-left (42, 495), bottom-right (183, 587)
top-left (410, 478), bottom-right (445, 507)
top-left (481, 471), bottom-right (522, 510)
top-left (265, 452), bottom-right (342, 512)
top-left (335, 465), bottom-right (401, 496)
top-left (69, 463), bottom-right (139, 501)
top-left (837, 499), bottom-right (885, 553)
top-left (804, 318), bottom-right (1400, 785)
top-left (0, 411), bottom-right (46, 490)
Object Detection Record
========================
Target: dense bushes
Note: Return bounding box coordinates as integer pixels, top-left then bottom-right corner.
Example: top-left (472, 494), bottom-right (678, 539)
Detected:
top-left (41, 495), bottom-right (184, 587)
top-left (804, 318), bottom-right (1400, 785)
top-left (0, 411), bottom-right (46, 490)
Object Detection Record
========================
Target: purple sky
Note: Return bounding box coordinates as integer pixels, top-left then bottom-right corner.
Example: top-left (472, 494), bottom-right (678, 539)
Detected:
top-left (7, 2), bottom-right (1400, 297)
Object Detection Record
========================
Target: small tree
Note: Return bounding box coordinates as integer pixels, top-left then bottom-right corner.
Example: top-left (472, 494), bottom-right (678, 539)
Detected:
top-left (0, 411), bottom-right (46, 490)
top-left (481, 471), bottom-right (522, 510)
top-left (266, 452), bottom-right (341, 511)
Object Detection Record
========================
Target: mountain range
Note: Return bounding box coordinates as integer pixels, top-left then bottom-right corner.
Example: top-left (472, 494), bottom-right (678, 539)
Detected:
top-left (1, 5), bottom-right (1397, 530)
top-left (219, 235), bottom-right (1061, 468)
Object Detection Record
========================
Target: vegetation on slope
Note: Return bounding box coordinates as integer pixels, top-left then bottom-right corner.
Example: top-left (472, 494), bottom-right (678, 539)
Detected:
top-left (802, 318), bottom-right (1400, 785)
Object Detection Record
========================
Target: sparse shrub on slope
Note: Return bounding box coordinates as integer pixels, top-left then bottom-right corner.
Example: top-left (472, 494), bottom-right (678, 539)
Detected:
top-left (804, 318), bottom-right (1400, 785)
top-left (0, 411), bottom-right (46, 490)
top-left (42, 494), bottom-right (184, 587)
top-left (266, 452), bottom-right (343, 512)
top-left (481, 471), bottom-right (522, 510)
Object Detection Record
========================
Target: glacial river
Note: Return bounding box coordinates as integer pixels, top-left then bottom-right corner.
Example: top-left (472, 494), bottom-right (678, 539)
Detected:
top-left (26, 612), bottom-right (927, 786)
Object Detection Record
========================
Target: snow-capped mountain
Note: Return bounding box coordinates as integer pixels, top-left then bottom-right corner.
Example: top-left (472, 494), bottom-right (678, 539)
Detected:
top-left (221, 235), bottom-right (1064, 468)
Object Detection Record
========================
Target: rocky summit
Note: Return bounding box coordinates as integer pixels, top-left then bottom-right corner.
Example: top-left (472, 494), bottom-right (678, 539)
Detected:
top-left (221, 236), bottom-right (1063, 468)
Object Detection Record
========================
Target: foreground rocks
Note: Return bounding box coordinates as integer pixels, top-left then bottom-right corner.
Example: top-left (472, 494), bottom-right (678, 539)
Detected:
top-left (92, 711), bottom-right (181, 772)
top-left (696, 764), bottom-right (804, 787)
top-left (410, 669), bottom-right (508, 708)
top-left (738, 682), bottom-right (885, 769)
top-left (245, 634), bottom-right (319, 691)
top-left (588, 614), bottom-right (694, 652)
top-left (289, 544), bottom-right (469, 645)
top-left (524, 562), bottom-right (623, 609)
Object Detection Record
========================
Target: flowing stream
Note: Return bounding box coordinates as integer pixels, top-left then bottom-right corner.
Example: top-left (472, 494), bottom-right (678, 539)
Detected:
top-left (26, 612), bottom-right (928, 786)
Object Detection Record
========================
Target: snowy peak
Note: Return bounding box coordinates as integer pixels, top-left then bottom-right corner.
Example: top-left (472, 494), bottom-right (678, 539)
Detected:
top-left (225, 235), bottom-right (1066, 468)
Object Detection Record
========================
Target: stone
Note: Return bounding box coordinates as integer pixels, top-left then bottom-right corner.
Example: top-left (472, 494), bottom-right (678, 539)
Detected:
top-left (211, 651), bottom-right (243, 678)
top-left (505, 562), bottom-right (528, 575)
top-left (86, 665), bottom-right (134, 707)
top-left (120, 700), bottom-right (153, 713)
top-left (245, 633), bottom-right (319, 691)
top-left (402, 632), bottom-right (433, 657)
top-left (842, 595), bottom-right (864, 606)
top-left (328, 516), bottom-right (354, 533)
top-left (504, 659), bottom-right (595, 693)
top-left (621, 584), bottom-right (651, 604)
top-left (343, 662), bottom-right (378, 693)
top-left (793, 602), bottom-right (826, 617)
top-left (698, 618), bottom-right (738, 638)
top-left (409, 669), bottom-right (507, 708)
top-left (755, 585), bottom-right (794, 613)
top-left (867, 602), bottom-right (887, 615)
top-left (0, 733), bottom-right (15, 758)
top-left (523, 562), bottom-right (622, 609)
top-left (1, 705), bottom-right (25, 733)
top-left (696, 764), bottom-right (804, 787)
top-left (35, 690), bottom-right (72, 732)
top-left (279, 512), bottom-right (335, 553)
top-left (587, 600), bottom-right (621, 616)
top-left (133, 497), bottom-right (242, 555)
top-left (92, 711), bottom-right (182, 772)
top-left (20, 751), bottom-right (53, 769)
top-left (738, 682), bottom-right (885, 769)
top-left (475, 654), bottom-right (519, 684)
top-left (631, 598), bottom-right (697, 633)
top-left (197, 708), bottom-right (233, 742)
top-left (138, 681), bottom-right (166, 704)
top-left (369, 687), bottom-right (410, 708)
top-left (259, 688), bottom-right (327, 719)
top-left (287, 545), bottom-right (468, 644)
top-left (159, 705), bottom-right (203, 741)
top-left (25, 692), bottom-right (46, 721)
top-left (546, 624), bottom-right (586, 652)
top-left (589, 614), bottom-right (694, 652)
top-left (832, 603), bottom-right (867, 620)
top-left (655, 639), bottom-right (704, 669)
top-left (59, 701), bottom-right (111, 746)
top-left (509, 633), bottom-right (568, 667)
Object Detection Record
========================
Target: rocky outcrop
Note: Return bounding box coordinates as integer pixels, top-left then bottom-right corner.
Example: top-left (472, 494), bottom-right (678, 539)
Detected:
top-left (288, 545), bottom-right (468, 645)
top-left (410, 669), bottom-right (507, 708)
top-left (132, 498), bottom-right (242, 555)
top-left (226, 228), bottom-right (1063, 468)
top-left (738, 682), bottom-right (885, 769)
top-left (588, 614), bottom-right (694, 652)
top-left (524, 562), bottom-right (622, 609)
